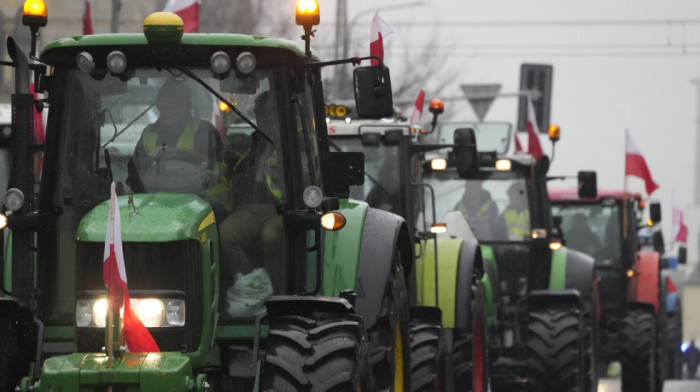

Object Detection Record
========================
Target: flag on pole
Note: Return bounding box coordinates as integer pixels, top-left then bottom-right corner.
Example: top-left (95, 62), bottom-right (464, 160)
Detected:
top-left (83, 0), bottom-right (94, 35)
top-left (625, 130), bottom-right (658, 195)
top-left (526, 97), bottom-right (543, 159)
top-left (666, 276), bottom-right (678, 293)
top-left (163, 0), bottom-right (199, 33)
top-left (409, 90), bottom-right (425, 126)
top-left (672, 195), bottom-right (688, 243)
top-left (103, 183), bottom-right (159, 353)
top-left (369, 13), bottom-right (393, 66)
top-left (514, 133), bottom-right (524, 153)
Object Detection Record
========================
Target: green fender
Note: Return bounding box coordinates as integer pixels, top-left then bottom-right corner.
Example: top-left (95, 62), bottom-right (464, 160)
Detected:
top-left (550, 246), bottom-right (596, 301)
top-left (415, 238), bottom-right (461, 328)
top-left (321, 199), bottom-right (367, 297)
top-left (22, 352), bottom-right (203, 392)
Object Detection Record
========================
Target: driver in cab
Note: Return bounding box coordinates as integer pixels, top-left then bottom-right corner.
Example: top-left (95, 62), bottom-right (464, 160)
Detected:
top-left (127, 79), bottom-right (222, 193)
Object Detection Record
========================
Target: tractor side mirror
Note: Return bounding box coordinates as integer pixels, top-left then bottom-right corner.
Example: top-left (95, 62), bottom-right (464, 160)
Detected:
top-left (453, 128), bottom-right (478, 178)
top-left (353, 66), bottom-right (393, 119)
top-left (328, 151), bottom-right (364, 198)
top-left (578, 171), bottom-right (597, 199)
top-left (679, 246), bottom-right (687, 265)
top-left (649, 201), bottom-right (661, 224)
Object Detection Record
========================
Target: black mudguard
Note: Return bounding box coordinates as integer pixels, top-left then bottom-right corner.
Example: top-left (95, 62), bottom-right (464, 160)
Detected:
top-left (564, 248), bottom-right (596, 303)
top-left (453, 235), bottom-right (483, 329)
top-left (354, 208), bottom-right (413, 328)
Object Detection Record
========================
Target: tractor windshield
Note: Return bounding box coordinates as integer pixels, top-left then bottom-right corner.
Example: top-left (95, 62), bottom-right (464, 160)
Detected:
top-left (425, 171), bottom-right (530, 242)
top-left (551, 202), bottom-right (622, 265)
top-left (330, 136), bottom-right (402, 212)
top-left (52, 67), bottom-right (283, 206)
top-left (436, 122), bottom-right (512, 154)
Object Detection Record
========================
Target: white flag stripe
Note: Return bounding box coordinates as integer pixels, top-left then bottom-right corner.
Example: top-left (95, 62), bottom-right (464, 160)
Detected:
top-left (164, 0), bottom-right (197, 12)
top-left (370, 13), bottom-right (393, 41)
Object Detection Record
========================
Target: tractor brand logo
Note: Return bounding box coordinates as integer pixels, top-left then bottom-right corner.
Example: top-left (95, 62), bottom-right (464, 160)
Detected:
top-left (325, 104), bottom-right (349, 118)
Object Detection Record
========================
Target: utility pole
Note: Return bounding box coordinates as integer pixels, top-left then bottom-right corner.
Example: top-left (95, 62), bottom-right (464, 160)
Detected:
top-left (111, 0), bottom-right (122, 33)
top-left (692, 79), bottom-right (700, 204)
top-left (333, 0), bottom-right (348, 99)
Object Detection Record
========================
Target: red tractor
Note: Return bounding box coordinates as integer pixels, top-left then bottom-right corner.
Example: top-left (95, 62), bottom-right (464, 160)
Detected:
top-left (549, 189), bottom-right (677, 391)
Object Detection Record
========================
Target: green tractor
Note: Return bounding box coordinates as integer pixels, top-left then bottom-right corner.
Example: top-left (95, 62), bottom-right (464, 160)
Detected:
top-left (327, 110), bottom-right (488, 391)
top-left (421, 122), bottom-right (599, 392)
top-left (0, 2), bottom-right (416, 391)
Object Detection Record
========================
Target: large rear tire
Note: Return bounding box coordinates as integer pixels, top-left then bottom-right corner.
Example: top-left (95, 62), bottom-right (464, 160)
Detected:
top-left (261, 313), bottom-right (372, 391)
top-left (524, 305), bottom-right (583, 391)
top-left (620, 307), bottom-right (656, 392)
top-left (368, 257), bottom-right (411, 392)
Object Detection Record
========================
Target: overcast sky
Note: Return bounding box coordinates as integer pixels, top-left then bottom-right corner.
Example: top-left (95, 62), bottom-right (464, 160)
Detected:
top-left (319, 0), bottom-right (700, 245)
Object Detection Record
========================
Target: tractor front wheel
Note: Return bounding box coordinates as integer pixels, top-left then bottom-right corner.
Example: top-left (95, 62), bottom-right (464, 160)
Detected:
top-left (620, 307), bottom-right (657, 392)
top-left (261, 313), bottom-right (372, 391)
top-left (524, 305), bottom-right (584, 391)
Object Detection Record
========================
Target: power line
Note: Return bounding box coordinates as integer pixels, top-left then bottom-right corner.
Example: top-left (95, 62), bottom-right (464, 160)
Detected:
top-left (322, 18), bottom-right (700, 28)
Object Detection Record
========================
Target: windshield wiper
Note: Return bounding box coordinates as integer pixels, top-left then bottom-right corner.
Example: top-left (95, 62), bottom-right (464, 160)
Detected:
top-left (174, 64), bottom-right (274, 145)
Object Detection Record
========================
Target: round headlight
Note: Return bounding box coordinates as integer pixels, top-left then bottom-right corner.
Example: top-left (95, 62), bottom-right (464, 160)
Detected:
top-left (303, 186), bottom-right (323, 209)
top-left (107, 50), bottom-right (127, 74)
top-left (236, 52), bottom-right (256, 74)
top-left (76, 51), bottom-right (95, 73)
top-left (4, 188), bottom-right (25, 212)
top-left (210, 51), bottom-right (231, 75)
top-left (1, 125), bottom-right (12, 138)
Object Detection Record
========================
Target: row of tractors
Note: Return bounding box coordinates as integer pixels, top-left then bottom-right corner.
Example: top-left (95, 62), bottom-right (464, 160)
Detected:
top-left (0, 0), bottom-right (683, 392)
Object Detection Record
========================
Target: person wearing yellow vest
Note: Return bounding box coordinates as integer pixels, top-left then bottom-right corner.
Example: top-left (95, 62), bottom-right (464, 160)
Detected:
top-left (127, 79), bottom-right (222, 193)
top-left (495, 182), bottom-right (530, 240)
top-left (219, 91), bottom-right (283, 316)
top-left (454, 180), bottom-right (499, 238)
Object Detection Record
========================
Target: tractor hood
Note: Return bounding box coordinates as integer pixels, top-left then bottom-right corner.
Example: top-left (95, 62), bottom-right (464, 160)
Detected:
top-left (76, 193), bottom-right (215, 242)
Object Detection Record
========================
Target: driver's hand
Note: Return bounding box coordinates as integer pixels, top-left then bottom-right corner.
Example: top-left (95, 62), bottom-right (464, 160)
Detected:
top-left (149, 144), bottom-right (168, 159)
top-left (200, 162), bottom-right (209, 170)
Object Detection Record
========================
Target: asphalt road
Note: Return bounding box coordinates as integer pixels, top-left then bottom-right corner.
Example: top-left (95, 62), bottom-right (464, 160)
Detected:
top-left (598, 378), bottom-right (700, 392)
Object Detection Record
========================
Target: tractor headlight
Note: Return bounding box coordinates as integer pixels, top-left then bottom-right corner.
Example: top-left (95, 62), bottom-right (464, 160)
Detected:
top-left (76, 297), bottom-right (185, 328)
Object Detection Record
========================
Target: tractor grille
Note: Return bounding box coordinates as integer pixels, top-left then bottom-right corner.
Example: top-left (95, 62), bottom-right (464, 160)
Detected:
top-left (75, 240), bottom-right (203, 352)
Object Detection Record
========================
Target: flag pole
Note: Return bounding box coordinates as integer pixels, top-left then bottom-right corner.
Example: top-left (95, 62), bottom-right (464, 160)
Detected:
top-left (623, 130), bottom-right (629, 239)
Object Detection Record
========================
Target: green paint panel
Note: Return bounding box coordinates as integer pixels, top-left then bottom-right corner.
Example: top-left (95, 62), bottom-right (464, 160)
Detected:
top-left (549, 248), bottom-right (568, 290)
top-left (36, 352), bottom-right (193, 392)
top-left (415, 238), bottom-right (462, 328)
top-left (479, 245), bottom-right (499, 279)
top-left (321, 200), bottom-right (367, 296)
top-left (76, 193), bottom-right (214, 242)
top-left (481, 274), bottom-right (496, 325)
top-left (43, 326), bottom-right (75, 341)
top-left (42, 33), bottom-right (305, 57)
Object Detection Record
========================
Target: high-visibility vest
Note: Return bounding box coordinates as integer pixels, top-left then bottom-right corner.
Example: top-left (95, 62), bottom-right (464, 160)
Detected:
top-left (502, 208), bottom-right (530, 237)
top-left (142, 118), bottom-right (201, 156)
top-left (458, 199), bottom-right (494, 218)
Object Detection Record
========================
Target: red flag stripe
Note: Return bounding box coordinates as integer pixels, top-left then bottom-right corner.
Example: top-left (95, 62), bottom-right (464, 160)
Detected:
top-left (409, 90), bottom-right (425, 125)
top-left (103, 183), bottom-right (159, 352)
top-left (83, 0), bottom-right (94, 35)
top-left (625, 153), bottom-right (658, 195)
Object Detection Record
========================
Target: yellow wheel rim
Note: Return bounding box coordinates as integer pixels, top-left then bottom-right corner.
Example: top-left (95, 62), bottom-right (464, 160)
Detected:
top-left (394, 319), bottom-right (404, 391)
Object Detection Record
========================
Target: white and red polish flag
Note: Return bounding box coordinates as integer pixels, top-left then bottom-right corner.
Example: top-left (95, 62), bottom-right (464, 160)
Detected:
top-left (103, 183), bottom-right (159, 352)
top-left (625, 130), bottom-right (658, 195)
top-left (409, 90), bottom-right (425, 126)
top-left (369, 13), bottom-right (393, 66)
top-left (163, 0), bottom-right (199, 33)
top-left (83, 0), bottom-right (94, 35)
top-left (514, 133), bottom-right (524, 153)
top-left (526, 97), bottom-right (543, 159)
top-left (672, 195), bottom-right (688, 243)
